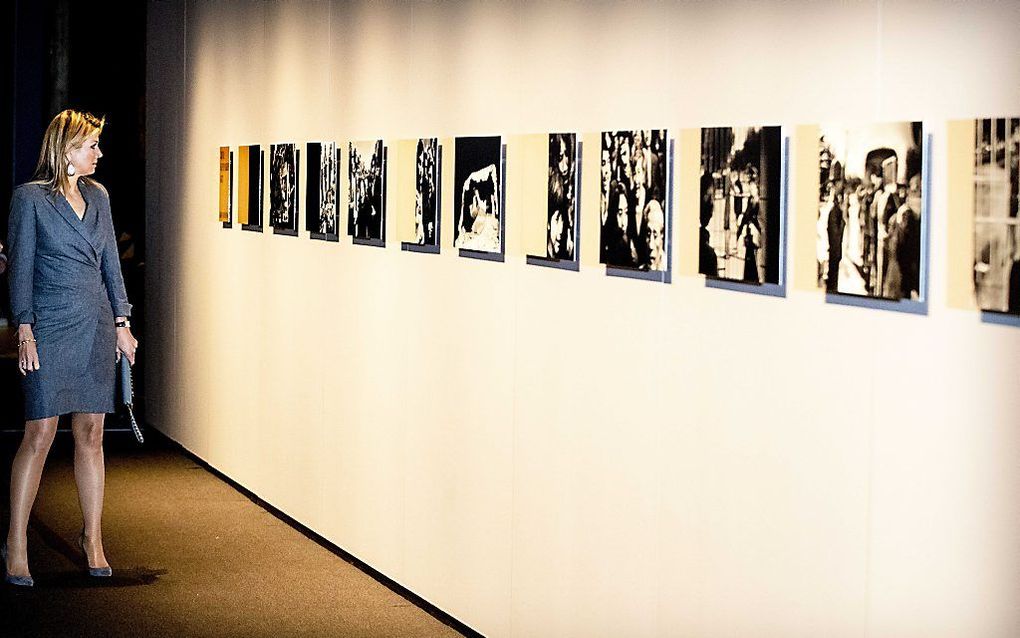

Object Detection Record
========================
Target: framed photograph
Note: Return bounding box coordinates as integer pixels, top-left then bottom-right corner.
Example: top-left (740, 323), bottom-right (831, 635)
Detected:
top-left (699, 126), bottom-right (782, 284)
top-left (238, 144), bottom-right (264, 232)
top-left (817, 122), bottom-right (924, 300)
top-left (414, 137), bottom-right (440, 247)
top-left (219, 146), bottom-right (232, 227)
top-left (547, 133), bottom-right (579, 262)
top-left (348, 139), bottom-right (386, 246)
top-left (599, 129), bottom-right (669, 273)
top-left (973, 117), bottom-right (1020, 315)
top-left (306, 141), bottom-right (340, 241)
top-left (454, 135), bottom-right (504, 255)
top-left (269, 143), bottom-right (299, 236)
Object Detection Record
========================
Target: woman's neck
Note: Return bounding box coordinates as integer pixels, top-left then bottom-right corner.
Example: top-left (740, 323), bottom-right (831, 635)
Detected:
top-left (63, 175), bottom-right (81, 197)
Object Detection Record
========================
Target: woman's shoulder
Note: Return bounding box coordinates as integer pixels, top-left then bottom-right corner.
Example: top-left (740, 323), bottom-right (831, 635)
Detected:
top-left (10, 182), bottom-right (52, 210)
top-left (13, 181), bottom-right (50, 197)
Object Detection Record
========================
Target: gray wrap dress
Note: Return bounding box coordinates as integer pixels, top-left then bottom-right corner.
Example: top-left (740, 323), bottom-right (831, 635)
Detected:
top-left (6, 180), bottom-right (132, 420)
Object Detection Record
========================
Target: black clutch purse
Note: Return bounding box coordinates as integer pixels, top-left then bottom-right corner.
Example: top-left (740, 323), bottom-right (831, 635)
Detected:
top-left (117, 355), bottom-right (144, 444)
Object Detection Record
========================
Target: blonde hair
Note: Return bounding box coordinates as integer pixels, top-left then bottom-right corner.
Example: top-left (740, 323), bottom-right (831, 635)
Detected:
top-left (32, 109), bottom-right (106, 194)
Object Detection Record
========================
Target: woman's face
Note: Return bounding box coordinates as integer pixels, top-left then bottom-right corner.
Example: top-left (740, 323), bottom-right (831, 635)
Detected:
top-left (67, 133), bottom-right (102, 177)
top-left (557, 138), bottom-right (570, 177)
top-left (616, 193), bottom-right (629, 231)
top-left (549, 208), bottom-right (564, 253)
top-left (618, 139), bottom-right (631, 179)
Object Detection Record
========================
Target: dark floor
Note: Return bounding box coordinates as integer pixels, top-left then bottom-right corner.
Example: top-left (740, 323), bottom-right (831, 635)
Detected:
top-left (0, 430), bottom-right (465, 638)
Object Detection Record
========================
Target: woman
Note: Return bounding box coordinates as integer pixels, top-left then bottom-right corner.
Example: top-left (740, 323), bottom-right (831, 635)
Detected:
top-left (605, 182), bottom-right (637, 268)
top-left (3, 109), bottom-right (138, 586)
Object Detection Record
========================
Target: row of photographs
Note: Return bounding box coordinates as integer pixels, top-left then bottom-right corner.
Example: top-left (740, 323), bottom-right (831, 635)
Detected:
top-left (216, 118), bottom-right (1020, 315)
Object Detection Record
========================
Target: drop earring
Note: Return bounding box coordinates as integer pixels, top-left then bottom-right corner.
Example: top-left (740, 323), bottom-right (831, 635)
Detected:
top-left (67, 163), bottom-right (76, 176)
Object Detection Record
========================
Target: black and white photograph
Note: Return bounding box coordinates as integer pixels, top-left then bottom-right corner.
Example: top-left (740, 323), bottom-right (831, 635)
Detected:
top-left (454, 136), bottom-right (502, 253)
top-left (415, 137), bottom-right (439, 246)
top-left (348, 139), bottom-right (386, 242)
top-left (547, 133), bottom-right (577, 261)
top-left (973, 117), bottom-right (1020, 314)
top-left (599, 129), bottom-right (668, 271)
top-left (306, 141), bottom-right (339, 240)
top-left (269, 143), bottom-right (299, 234)
top-left (699, 126), bottom-right (782, 284)
top-left (816, 122), bottom-right (924, 300)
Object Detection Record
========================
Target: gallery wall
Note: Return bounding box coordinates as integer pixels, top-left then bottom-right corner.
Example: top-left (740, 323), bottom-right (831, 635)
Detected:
top-left (145, 2), bottom-right (1020, 636)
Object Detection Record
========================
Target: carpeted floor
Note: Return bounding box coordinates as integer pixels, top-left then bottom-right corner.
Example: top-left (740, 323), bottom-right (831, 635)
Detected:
top-left (0, 430), bottom-right (466, 638)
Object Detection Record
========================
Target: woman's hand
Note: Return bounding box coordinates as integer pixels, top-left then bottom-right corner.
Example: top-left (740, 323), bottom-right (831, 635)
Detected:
top-left (116, 327), bottom-right (139, 365)
top-left (16, 325), bottom-right (39, 376)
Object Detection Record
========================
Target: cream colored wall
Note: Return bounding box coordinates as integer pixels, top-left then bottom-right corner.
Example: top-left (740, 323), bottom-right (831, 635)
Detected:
top-left (145, 2), bottom-right (1020, 636)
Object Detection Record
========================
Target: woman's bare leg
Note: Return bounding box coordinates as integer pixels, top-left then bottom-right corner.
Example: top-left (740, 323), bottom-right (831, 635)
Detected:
top-left (71, 412), bottom-right (109, 569)
top-left (5, 417), bottom-right (59, 578)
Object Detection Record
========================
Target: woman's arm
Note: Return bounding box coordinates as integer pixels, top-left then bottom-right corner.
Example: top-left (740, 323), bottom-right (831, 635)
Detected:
top-left (98, 194), bottom-right (133, 320)
top-left (7, 187), bottom-right (37, 327)
top-left (8, 188), bottom-right (41, 374)
top-left (104, 244), bottom-right (139, 364)
top-left (97, 194), bottom-right (138, 363)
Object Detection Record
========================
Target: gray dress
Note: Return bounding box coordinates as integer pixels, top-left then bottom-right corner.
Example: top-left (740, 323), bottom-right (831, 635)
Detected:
top-left (6, 180), bottom-right (132, 420)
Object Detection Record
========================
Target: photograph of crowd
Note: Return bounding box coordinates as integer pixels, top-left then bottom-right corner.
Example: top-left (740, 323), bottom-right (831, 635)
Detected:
top-left (454, 136), bottom-right (502, 253)
top-left (699, 126), bottom-right (782, 283)
top-left (973, 117), bottom-right (1020, 314)
top-left (415, 138), bottom-right (439, 246)
top-left (348, 139), bottom-right (386, 242)
top-left (269, 143), bottom-right (299, 233)
top-left (599, 129), bottom-right (668, 271)
top-left (816, 122), bottom-right (924, 300)
top-left (305, 141), bottom-right (339, 238)
top-left (238, 144), bottom-right (263, 229)
top-left (547, 133), bottom-right (577, 261)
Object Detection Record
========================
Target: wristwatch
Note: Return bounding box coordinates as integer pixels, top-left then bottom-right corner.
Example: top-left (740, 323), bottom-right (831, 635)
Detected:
top-left (116, 319), bottom-right (131, 328)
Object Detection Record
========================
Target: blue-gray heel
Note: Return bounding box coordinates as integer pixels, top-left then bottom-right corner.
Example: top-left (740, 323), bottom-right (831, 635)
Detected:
top-left (1, 543), bottom-right (35, 587)
top-left (78, 532), bottom-right (113, 578)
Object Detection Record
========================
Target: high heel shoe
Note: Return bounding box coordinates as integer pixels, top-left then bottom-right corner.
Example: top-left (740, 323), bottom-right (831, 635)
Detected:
top-left (77, 532), bottom-right (112, 578)
top-left (1, 543), bottom-right (35, 587)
